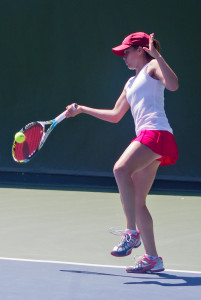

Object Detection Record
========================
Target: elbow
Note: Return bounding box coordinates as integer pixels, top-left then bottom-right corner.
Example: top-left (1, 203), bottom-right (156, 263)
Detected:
top-left (110, 111), bottom-right (122, 123)
top-left (168, 85), bottom-right (179, 92)
top-left (112, 116), bottom-right (121, 123)
top-left (166, 79), bottom-right (179, 92)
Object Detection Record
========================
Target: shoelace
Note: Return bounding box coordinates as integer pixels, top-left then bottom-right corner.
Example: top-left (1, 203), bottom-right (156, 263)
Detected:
top-left (132, 256), bottom-right (145, 269)
top-left (134, 255), bottom-right (144, 264)
top-left (133, 255), bottom-right (154, 269)
top-left (109, 228), bottom-right (125, 236)
top-left (109, 228), bottom-right (134, 248)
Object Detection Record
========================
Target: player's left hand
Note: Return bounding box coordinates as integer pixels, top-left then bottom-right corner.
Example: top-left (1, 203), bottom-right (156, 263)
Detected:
top-left (143, 33), bottom-right (160, 59)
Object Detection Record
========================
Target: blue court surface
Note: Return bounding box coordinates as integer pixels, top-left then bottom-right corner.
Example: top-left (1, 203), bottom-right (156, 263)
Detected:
top-left (0, 258), bottom-right (201, 300)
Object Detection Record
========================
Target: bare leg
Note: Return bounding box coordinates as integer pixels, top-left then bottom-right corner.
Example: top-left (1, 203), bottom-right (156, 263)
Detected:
top-left (113, 141), bottom-right (161, 230)
top-left (132, 160), bottom-right (160, 257)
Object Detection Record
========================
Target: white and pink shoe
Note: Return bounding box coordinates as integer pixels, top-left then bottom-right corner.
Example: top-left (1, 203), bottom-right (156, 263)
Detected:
top-left (110, 229), bottom-right (141, 257)
top-left (126, 254), bottom-right (165, 273)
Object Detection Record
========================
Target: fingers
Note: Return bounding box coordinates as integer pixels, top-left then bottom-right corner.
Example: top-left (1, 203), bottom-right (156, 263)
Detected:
top-left (65, 103), bottom-right (78, 118)
top-left (143, 47), bottom-right (151, 54)
top-left (66, 103), bottom-right (77, 112)
top-left (150, 33), bottom-right (154, 39)
top-left (66, 103), bottom-right (77, 110)
top-left (149, 33), bottom-right (154, 45)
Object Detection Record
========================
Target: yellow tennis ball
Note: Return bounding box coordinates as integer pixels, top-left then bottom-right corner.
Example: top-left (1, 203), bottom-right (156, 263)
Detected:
top-left (15, 132), bottom-right (25, 143)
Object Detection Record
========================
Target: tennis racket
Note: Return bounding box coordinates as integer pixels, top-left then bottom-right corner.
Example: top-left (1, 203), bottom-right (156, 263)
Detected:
top-left (12, 103), bottom-right (77, 163)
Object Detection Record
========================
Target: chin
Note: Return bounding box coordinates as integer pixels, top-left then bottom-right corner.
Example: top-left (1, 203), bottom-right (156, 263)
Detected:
top-left (128, 66), bottom-right (135, 70)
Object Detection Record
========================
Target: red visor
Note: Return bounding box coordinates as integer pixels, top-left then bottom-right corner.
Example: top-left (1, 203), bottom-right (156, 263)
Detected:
top-left (112, 32), bottom-right (150, 56)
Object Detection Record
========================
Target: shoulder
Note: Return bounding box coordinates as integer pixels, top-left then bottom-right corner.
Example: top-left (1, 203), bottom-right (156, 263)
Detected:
top-left (124, 76), bottom-right (135, 91)
top-left (127, 75), bottom-right (136, 83)
top-left (148, 59), bottom-right (159, 67)
top-left (146, 59), bottom-right (158, 73)
top-left (147, 59), bottom-right (162, 81)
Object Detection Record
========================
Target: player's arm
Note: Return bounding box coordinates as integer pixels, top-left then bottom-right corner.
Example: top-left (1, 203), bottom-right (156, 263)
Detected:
top-left (65, 89), bottom-right (130, 123)
top-left (143, 33), bottom-right (179, 92)
top-left (152, 57), bottom-right (179, 92)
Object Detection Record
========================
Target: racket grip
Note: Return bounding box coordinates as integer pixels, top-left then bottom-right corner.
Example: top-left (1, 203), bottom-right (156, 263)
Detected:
top-left (54, 103), bottom-right (77, 123)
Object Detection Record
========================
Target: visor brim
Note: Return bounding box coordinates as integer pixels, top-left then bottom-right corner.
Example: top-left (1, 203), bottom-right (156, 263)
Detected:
top-left (112, 44), bottom-right (131, 56)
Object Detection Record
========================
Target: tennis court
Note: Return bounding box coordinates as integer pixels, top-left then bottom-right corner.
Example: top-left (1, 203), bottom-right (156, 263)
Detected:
top-left (0, 185), bottom-right (201, 299)
top-left (0, 258), bottom-right (201, 300)
top-left (1, 1), bottom-right (201, 299)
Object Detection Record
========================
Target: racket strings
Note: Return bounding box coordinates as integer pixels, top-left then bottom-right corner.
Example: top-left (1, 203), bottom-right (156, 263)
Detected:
top-left (14, 124), bottom-right (43, 161)
top-left (27, 124), bottom-right (43, 152)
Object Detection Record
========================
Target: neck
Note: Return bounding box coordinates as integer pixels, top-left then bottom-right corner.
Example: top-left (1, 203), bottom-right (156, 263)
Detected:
top-left (135, 59), bottom-right (150, 76)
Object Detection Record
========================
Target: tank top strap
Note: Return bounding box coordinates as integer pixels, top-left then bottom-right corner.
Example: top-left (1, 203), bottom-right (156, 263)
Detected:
top-left (141, 62), bottom-right (150, 72)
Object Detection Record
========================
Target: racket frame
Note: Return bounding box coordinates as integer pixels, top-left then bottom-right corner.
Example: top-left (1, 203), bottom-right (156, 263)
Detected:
top-left (12, 104), bottom-right (77, 163)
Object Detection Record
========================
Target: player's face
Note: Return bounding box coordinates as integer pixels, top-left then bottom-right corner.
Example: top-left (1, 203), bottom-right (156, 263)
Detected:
top-left (123, 47), bottom-right (139, 70)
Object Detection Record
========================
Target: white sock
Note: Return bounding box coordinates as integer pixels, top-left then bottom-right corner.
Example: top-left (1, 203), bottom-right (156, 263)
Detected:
top-left (145, 254), bottom-right (158, 260)
top-left (125, 229), bottom-right (138, 235)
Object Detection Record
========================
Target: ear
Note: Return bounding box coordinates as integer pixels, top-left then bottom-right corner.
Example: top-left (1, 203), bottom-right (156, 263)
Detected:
top-left (137, 46), bottom-right (143, 55)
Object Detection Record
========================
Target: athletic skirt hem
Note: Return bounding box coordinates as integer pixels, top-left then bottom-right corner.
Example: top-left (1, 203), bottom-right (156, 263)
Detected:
top-left (131, 130), bottom-right (179, 167)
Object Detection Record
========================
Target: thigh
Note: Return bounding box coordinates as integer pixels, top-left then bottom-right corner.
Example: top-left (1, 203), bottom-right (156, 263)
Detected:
top-left (132, 160), bottom-right (161, 205)
top-left (114, 141), bottom-right (162, 176)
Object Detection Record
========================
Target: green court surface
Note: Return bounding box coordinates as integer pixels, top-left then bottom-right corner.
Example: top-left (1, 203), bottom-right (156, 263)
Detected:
top-left (0, 187), bottom-right (201, 272)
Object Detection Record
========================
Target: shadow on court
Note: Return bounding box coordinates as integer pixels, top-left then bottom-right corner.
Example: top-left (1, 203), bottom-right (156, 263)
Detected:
top-left (124, 273), bottom-right (201, 287)
top-left (60, 269), bottom-right (201, 287)
top-left (1, 259), bottom-right (201, 300)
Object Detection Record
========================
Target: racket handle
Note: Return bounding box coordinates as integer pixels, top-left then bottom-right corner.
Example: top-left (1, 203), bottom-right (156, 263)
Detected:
top-left (54, 103), bottom-right (77, 123)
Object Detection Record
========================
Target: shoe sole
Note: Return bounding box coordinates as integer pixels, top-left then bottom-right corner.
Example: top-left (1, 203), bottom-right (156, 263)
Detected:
top-left (111, 241), bottom-right (141, 257)
top-left (126, 268), bottom-right (165, 273)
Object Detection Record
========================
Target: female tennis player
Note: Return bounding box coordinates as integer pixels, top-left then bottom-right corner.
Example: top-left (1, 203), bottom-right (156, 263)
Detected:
top-left (65, 32), bottom-right (179, 273)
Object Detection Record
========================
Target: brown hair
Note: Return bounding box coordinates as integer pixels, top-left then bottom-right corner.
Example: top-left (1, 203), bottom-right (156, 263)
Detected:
top-left (153, 39), bottom-right (160, 52)
top-left (133, 39), bottom-right (160, 60)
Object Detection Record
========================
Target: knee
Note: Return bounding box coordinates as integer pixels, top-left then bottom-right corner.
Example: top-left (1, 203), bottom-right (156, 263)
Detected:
top-left (113, 163), bottom-right (129, 180)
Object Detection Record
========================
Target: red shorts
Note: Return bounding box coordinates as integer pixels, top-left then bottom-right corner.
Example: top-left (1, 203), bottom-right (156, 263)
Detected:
top-left (132, 130), bottom-right (179, 166)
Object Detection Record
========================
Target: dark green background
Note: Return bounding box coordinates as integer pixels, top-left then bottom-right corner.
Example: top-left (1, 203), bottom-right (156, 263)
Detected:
top-left (0, 0), bottom-right (200, 182)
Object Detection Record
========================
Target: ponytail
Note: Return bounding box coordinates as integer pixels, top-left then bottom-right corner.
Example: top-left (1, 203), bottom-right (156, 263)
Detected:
top-left (153, 39), bottom-right (160, 52)
top-left (132, 37), bottom-right (161, 60)
top-left (145, 38), bottom-right (160, 60)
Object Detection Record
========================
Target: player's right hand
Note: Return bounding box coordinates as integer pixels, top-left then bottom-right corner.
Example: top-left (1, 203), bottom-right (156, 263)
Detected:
top-left (65, 103), bottom-right (80, 118)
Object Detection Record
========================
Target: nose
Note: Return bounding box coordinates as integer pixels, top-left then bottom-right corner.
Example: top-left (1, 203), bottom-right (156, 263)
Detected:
top-left (123, 52), bottom-right (128, 60)
top-left (123, 54), bottom-right (127, 60)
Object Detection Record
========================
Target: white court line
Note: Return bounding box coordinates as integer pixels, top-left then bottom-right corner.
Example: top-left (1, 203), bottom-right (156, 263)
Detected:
top-left (0, 257), bottom-right (201, 274)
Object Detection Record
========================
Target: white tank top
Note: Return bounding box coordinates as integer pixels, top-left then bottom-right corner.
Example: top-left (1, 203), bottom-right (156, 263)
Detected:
top-left (125, 62), bottom-right (173, 136)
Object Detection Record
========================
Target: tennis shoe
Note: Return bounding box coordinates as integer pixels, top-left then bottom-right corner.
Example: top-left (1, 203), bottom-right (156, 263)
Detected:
top-left (110, 229), bottom-right (141, 257)
top-left (126, 255), bottom-right (164, 273)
